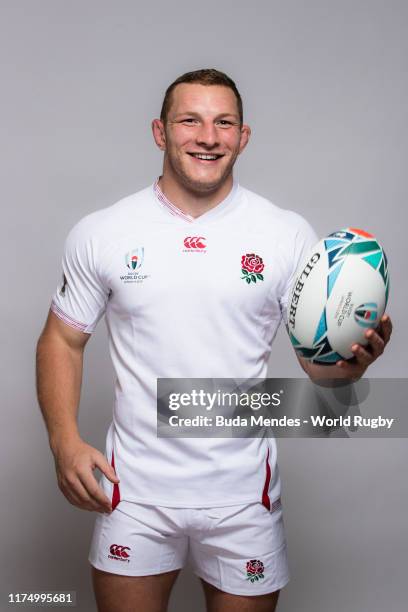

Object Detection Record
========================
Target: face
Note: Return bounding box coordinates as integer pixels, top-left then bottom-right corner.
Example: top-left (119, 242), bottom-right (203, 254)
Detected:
top-left (152, 83), bottom-right (251, 194)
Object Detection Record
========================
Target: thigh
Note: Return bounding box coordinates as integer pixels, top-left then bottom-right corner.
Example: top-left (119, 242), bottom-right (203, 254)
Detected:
top-left (200, 579), bottom-right (280, 612)
top-left (92, 566), bottom-right (180, 612)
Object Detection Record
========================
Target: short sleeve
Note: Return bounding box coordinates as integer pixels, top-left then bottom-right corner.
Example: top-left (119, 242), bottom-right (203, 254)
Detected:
top-left (280, 216), bottom-right (319, 325)
top-left (50, 219), bottom-right (109, 333)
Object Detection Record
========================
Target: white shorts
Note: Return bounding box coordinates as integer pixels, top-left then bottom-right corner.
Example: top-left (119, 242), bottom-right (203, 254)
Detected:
top-left (88, 499), bottom-right (289, 596)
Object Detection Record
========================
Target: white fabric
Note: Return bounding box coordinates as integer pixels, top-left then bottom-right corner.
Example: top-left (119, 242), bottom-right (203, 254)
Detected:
top-left (88, 500), bottom-right (290, 594)
top-left (51, 180), bottom-right (317, 507)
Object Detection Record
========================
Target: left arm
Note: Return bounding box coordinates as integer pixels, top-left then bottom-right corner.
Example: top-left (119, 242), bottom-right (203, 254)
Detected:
top-left (298, 314), bottom-right (393, 383)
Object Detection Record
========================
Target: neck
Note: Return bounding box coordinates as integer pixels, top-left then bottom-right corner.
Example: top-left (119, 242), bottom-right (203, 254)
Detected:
top-left (158, 167), bottom-right (234, 219)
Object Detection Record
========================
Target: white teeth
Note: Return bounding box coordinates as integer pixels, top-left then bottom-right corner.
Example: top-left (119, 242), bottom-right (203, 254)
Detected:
top-left (191, 153), bottom-right (220, 160)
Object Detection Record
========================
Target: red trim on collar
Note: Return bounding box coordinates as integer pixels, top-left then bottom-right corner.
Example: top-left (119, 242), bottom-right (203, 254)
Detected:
top-left (154, 179), bottom-right (194, 223)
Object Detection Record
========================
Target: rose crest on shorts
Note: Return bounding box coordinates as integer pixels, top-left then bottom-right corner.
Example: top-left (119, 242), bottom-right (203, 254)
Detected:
top-left (241, 254), bottom-right (264, 284)
top-left (246, 559), bottom-right (265, 582)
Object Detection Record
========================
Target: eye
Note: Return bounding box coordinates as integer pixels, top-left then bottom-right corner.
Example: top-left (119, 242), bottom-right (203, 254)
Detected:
top-left (217, 119), bottom-right (234, 129)
top-left (181, 118), bottom-right (197, 124)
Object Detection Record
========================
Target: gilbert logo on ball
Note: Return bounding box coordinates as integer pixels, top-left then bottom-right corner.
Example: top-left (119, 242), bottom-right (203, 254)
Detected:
top-left (287, 228), bottom-right (389, 363)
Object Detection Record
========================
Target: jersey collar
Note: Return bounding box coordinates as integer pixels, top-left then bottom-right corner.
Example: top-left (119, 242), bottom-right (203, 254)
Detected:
top-left (153, 177), bottom-right (240, 224)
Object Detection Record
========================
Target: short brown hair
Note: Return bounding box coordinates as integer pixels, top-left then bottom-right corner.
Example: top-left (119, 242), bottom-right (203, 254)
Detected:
top-left (160, 68), bottom-right (243, 125)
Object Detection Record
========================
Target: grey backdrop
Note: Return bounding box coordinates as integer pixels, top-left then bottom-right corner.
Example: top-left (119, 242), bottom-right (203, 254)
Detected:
top-left (1, 1), bottom-right (407, 610)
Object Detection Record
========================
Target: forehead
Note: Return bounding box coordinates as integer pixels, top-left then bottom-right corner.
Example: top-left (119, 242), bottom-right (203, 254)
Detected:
top-left (169, 83), bottom-right (239, 117)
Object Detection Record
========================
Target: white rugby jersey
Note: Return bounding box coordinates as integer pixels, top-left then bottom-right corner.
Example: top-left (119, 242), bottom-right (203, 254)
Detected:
top-left (51, 179), bottom-right (317, 508)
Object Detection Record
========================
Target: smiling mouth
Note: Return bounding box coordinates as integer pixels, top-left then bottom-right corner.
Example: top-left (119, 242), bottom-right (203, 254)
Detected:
top-left (187, 152), bottom-right (225, 161)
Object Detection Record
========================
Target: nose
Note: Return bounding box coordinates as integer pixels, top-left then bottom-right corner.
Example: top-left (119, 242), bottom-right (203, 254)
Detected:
top-left (195, 121), bottom-right (219, 148)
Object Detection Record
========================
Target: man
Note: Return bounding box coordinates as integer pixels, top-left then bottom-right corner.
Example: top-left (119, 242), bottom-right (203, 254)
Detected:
top-left (36, 69), bottom-right (392, 612)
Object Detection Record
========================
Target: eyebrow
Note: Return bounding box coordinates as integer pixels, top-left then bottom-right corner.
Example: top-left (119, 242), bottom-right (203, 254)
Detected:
top-left (173, 111), bottom-right (239, 121)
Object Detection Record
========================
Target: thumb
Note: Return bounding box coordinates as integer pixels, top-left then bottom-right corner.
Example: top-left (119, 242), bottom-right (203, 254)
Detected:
top-left (93, 451), bottom-right (120, 483)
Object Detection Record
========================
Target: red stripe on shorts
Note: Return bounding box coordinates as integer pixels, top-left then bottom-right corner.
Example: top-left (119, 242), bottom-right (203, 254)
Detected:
top-left (110, 450), bottom-right (121, 510)
top-left (261, 448), bottom-right (271, 510)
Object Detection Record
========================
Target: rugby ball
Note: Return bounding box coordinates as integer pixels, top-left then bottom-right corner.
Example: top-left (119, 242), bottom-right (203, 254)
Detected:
top-left (287, 228), bottom-right (390, 363)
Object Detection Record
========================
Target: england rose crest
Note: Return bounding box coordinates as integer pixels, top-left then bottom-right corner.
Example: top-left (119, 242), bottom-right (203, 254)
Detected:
top-left (246, 559), bottom-right (265, 582)
top-left (241, 253), bottom-right (264, 284)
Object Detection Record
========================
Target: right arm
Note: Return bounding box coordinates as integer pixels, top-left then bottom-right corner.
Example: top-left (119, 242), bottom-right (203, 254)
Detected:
top-left (36, 310), bottom-right (119, 513)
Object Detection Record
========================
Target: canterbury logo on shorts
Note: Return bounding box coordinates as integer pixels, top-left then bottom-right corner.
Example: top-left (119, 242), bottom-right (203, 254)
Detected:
top-left (108, 544), bottom-right (131, 562)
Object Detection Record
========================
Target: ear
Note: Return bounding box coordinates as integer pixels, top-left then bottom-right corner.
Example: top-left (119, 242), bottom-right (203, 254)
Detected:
top-left (238, 124), bottom-right (251, 154)
top-left (152, 119), bottom-right (166, 151)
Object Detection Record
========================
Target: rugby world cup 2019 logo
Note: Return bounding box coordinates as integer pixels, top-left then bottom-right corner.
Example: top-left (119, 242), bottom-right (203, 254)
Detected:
top-left (120, 247), bottom-right (150, 284)
top-left (354, 302), bottom-right (378, 328)
top-left (126, 248), bottom-right (144, 271)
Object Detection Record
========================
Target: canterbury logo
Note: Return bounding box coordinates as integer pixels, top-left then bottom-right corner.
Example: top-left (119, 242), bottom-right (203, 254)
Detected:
top-left (109, 544), bottom-right (131, 558)
top-left (184, 236), bottom-right (206, 249)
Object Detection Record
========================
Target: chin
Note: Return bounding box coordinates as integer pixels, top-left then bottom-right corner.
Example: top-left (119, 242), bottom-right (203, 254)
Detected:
top-left (181, 168), bottom-right (232, 193)
top-left (190, 179), bottom-right (226, 194)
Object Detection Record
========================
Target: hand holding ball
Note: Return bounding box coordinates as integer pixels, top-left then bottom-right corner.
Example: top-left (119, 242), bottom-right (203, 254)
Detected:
top-left (287, 228), bottom-right (389, 364)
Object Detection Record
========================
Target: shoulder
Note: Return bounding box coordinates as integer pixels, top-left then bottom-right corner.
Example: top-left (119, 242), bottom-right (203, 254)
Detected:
top-left (239, 185), bottom-right (317, 242)
top-left (64, 185), bottom-right (153, 247)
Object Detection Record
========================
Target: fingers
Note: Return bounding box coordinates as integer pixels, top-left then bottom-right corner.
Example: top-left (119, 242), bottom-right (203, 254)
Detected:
top-left (77, 470), bottom-right (113, 513)
top-left (336, 341), bottom-right (373, 371)
top-left (378, 314), bottom-right (393, 344)
top-left (58, 473), bottom-right (111, 513)
top-left (54, 442), bottom-right (118, 514)
top-left (335, 358), bottom-right (362, 376)
top-left (337, 318), bottom-right (390, 370)
top-left (335, 314), bottom-right (392, 377)
top-left (351, 342), bottom-right (375, 366)
top-left (92, 452), bottom-right (120, 484)
top-left (358, 314), bottom-right (392, 361)
top-left (363, 328), bottom-right (385, 360)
